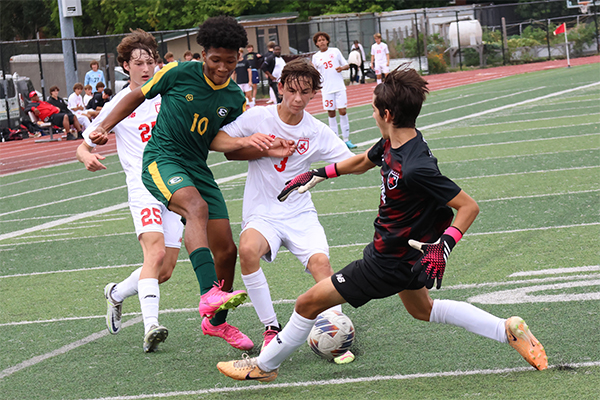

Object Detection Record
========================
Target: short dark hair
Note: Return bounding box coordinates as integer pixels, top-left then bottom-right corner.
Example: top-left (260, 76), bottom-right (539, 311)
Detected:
top-left (192, 52), bottom-right (201, 59)
top-left (313, 32), bottom-right (330, 45)
top-left (73, 82), bottom-right (83, 91)
top-left (373, 64), bottom-right (428, 129)
top-left (196, 16), bottom-right (248, 51)
top-left (96, 82), bottom-right (105, 90)
top-left (49, 85), bottom-right (59, 92)
top-left (117, 29), bottom-right (159, 74)
top-left (280, 58), bottom-right (321, 92)
top-left (103, 88), bottom-right (113, 96)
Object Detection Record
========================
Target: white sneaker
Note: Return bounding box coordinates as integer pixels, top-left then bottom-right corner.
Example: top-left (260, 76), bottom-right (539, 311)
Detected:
top-left (143, 325), bottom-right (168, 353)
top-left (104, 283), bottom-right (122, 334)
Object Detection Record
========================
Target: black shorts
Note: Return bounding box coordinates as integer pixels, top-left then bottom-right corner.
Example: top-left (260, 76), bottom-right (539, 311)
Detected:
top-left (331, 245), bottom-right (425, 308)
top-left (50, 113), bottom-right (74, 126)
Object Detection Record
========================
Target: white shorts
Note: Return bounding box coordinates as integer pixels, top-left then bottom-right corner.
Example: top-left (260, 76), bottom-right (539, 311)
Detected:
top-left (238, 83), bottom-right (252, 93)
top-left (128, 186), bottom-right (184, 248)
top-left (374, 63), bottom-right (390, 75)
top-left (321, 90), bottom-right (347, 111)
top-left (241, 211), bottom-right (329, 268)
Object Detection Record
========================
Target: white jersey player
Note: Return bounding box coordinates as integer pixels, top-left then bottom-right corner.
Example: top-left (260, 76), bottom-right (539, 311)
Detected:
top-left (222, 59), bottom-right (354, 362)
top-left (76, 30), bottom-right (183, 353)
top-left (311, 31), bottom-right (356, 149)
top-left (371, 33), bottom-right (390, 85)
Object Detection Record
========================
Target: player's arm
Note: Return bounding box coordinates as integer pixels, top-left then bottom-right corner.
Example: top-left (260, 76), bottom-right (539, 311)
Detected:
top-left (278, 148), bottom-right (376, 201)
top-left (386, 52), bottom-right (390, 66)
top-left (225, 137), bottom-right (296, 160)
top-left (88, 88), bottom-right (145, 144)
top-left (76, 141), bottom-right (106, 172)
top-left (408, 190), bottom-right (479, 290)
top-left (210, 130), bottom-right (275, 153)
top-left (247, 68), bottom-right (252, 84)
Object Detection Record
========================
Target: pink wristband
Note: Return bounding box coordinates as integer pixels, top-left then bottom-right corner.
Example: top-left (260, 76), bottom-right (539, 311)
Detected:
top-left (324, 163), bottom-right (339, 178)
top-left (444, 226), bottom-right (463, 243)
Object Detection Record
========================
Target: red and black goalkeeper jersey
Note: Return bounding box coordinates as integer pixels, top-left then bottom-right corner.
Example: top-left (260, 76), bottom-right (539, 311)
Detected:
top-left (365, 130), bottom-right (461, 265)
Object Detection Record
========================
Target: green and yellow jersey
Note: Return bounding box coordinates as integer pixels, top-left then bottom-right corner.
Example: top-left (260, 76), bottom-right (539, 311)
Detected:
top-left (141, 61), bottom-right (246, 170)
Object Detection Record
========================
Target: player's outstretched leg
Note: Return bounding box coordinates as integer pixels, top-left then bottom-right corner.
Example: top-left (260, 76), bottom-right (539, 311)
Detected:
top-left (217, 355), bottom-right (278, 382)
top-left (201, 317), bottom-right (253, 350)
top-left (104, 283), bottom-right (122, 334)
top-left (198, 280), bottom-right (248, 318)
top-left (143, 325), bottom-right (168, 353)
top-left (505, 316), bottom-right (548, 370)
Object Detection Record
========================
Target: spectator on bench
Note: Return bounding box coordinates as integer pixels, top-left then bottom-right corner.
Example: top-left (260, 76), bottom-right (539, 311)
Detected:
top-left (25, 91), bottom-right (82, 140)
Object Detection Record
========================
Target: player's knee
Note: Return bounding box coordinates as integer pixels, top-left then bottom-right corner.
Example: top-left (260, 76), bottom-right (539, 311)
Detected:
top-left (158, 267), bottom-right (173, 284)
top-left (295, 292), bottom-right (322, 320)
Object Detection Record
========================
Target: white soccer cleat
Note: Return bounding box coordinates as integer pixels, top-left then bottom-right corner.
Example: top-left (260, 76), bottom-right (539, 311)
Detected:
top-left (104, 283), bottom-right (122, 334)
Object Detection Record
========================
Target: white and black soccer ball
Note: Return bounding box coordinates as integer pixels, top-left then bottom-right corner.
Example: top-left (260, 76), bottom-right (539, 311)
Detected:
top-left (307, 310), bottom-right (355, 360)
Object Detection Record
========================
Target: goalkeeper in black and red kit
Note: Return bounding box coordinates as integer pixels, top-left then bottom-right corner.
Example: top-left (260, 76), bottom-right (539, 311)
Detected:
top-left (217, 64), bottom-right (548, 383)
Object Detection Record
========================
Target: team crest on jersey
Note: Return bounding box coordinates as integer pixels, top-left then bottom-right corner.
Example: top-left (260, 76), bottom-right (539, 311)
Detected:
top-left (217, 106), bottom-right (229, 118)
top-left (297, 138), bottom-right (309, 155)
top-left (186, 94), bottom-right (193, 101)
top-left (168, 176), bottom-right (183, 185)
top-left (128, 112), bottom-right (136, 118)
top-left (387, 170), bottom-right (400, 190)
top-left (155, 103), bottom-right (161, 113)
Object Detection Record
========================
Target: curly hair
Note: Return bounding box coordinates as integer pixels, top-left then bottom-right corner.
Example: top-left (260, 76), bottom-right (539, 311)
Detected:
top-left (196, 16), bottom-right (248, 51)
top-left (312, 31), bottom-right (330, 45)
top-left (117, 29), bottom-right (159, 72)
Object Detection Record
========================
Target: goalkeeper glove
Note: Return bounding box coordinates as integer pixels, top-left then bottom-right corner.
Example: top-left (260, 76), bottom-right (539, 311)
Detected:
top-left (277, 164), bottom-right (339, 202)
top-left (408, 226), bottom-right (463, 290)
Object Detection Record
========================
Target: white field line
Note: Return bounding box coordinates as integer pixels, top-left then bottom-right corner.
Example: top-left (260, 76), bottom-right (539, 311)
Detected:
top-left (435, 112), bottom-right (600, 129)
top-left (433, 133), bottom-right (599, 152)
top-left (0, 161), bottom-right (123, 188)
top-left (0, 186), bottom-right (127, 219)
top-left (355, 81), bottom-right (600, 148)
top-left (1, 181), bottom-right (597, 247)
top-left (509, 265), bottom-right (600, 277)
top-left (425, 121), bottom-right (599, 142)
top-left (0, 171), bottom-right (123, 200)
top-left (75, 361), bottom-right (600, 400)
top-left (5, 272), bottom-right (600, 327)
top-left (419, 87), bottom-right (547, 118)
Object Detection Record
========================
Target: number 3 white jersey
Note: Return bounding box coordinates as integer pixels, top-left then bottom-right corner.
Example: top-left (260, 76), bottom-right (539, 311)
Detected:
top-left (311, 47), bottom-right (348, 94)
top-left (83, 87), bottom-right (160, 189)
top-left (222, 105), bottom-right (353, 223)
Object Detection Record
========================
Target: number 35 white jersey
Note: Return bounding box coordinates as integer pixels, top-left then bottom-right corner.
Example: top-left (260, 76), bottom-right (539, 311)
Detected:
top-left (312, 47), bottom-right (348, 94)
top-left (222, 105), bottom-right (353, 223)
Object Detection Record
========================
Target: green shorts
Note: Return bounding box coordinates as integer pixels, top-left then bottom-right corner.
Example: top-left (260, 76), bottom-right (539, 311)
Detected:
top-left (142, 158), bottom-right (229, 220)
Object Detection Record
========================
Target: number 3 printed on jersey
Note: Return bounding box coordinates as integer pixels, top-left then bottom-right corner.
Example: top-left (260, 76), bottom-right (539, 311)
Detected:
top-left (141, 207), bottom-right (163, 226)
top-left (323, 60), bottom-right (334, 69)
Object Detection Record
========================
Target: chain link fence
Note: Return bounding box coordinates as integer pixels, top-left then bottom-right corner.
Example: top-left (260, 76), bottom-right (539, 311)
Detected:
top-left (0, 0), bottom-right (598, 100)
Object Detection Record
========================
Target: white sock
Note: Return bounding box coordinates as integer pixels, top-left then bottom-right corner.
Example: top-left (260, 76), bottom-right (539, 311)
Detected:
top-left (339, 114), bottom-right (350, 142)
top-left (138, 278), bottom-right (160, 334)
top-left (430, 299), bottom-right (507, 343)
top-left (325, 304), bottom-right (342, 314)
top-left (112, 267), bottom-right (142, 303)
top-left (377, 78), bottom-right (382, 84)
top-left (269, 87), bottom-right (276, 103)
top-left (258, 310), bottom-right (315, 371)
top-left (242, 269), bottom-right (278, 327)
top-left (328, 116), bottom-right (338, 136)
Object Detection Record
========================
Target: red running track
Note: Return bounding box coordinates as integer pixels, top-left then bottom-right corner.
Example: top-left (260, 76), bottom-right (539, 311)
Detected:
top-left (1, 55), bottom-right (597, 176)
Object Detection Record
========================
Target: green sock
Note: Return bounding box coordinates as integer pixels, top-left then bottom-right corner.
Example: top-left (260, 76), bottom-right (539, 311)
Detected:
top-left (210, 309), bottom-right (229, 326)
top-left (190, 247), bottom-right (218, 295)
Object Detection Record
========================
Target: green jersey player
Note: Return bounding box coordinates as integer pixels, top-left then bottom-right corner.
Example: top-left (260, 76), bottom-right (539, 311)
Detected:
top-left (89, 16), bottom-right (277, 351)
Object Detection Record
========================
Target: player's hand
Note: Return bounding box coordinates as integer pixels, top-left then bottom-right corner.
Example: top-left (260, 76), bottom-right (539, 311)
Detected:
top-left (409, 233), bottom-right (458, 290)
top-left (268, 138), bottom-right (296, 158)
top-left (81, 152), bottom-right (107, 172)
top-left (277, 168), bottom-right (326, 202)
top-left (244, 133), bottom-right (275, 151)
top-left (335, 66), bottom-right (343, 73)
top-left (89, 128), bottom-right (109, 145)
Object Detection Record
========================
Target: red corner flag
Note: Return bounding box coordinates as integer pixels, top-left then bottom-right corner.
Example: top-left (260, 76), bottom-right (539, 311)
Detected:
top-left (554, 23), bottom-right (566, 36)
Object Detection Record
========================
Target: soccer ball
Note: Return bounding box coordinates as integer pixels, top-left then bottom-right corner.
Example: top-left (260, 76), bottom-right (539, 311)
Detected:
top-left (307, 310), bottom-right (355, 360)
